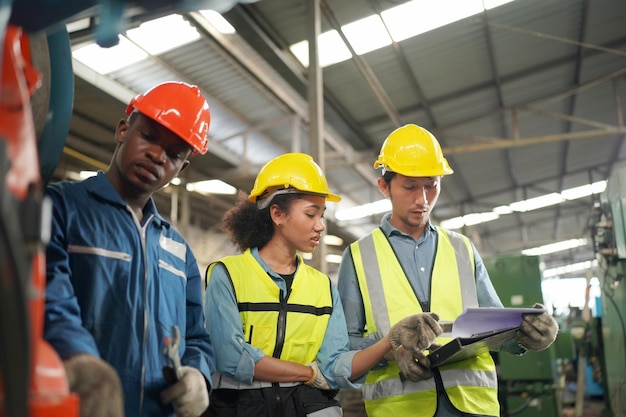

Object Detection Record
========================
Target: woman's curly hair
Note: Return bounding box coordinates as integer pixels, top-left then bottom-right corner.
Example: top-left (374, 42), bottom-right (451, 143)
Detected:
top-left (221, 191), bottom-right (303, 252)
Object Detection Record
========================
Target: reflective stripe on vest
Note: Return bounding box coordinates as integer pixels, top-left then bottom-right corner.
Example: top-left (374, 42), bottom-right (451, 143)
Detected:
top-left (208, 249), bottom-right (332, 364)
top-left (350, 227), bottom-right (499, 417)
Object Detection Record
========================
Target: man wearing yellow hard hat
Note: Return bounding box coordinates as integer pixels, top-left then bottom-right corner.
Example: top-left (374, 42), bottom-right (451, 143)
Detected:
top-left (337, 124), bottom-right (558, 417)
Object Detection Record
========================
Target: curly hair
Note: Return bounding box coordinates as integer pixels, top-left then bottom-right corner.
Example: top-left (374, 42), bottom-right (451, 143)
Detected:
top-left (221, 191), bottom-right (304, 252)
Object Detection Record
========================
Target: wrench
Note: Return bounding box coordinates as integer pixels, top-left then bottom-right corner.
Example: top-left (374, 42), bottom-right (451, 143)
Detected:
top-left (163, 324), bottom-right (183, 381)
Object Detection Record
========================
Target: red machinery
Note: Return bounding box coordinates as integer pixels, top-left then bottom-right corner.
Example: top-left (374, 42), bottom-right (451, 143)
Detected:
top-left (0, 1), bottom-right (245, 415)
top-left (0, 24), bottom-right (79, 416)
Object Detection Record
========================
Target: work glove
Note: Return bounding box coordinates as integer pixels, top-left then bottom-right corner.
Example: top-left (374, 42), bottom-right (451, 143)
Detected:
top-left (63, 354), bottom-right (124, 417)
top-left (305, 361), bottom-right (332, 390)
top-left (516, 303), bottom-right (559, 351)
top-left (388, 312), bottom-right (442, 355)
top-left (160, 366), bottom-right (209, 417)
top-left (395, 346), bottom-right (434, 383)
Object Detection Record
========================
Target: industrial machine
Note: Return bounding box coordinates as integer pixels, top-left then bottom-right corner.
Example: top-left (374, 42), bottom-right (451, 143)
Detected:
top-left (483, 254), bottom-right (563, 417)
top-left (483, 162), bottom-right (626, 417)
top-left (590, 165), bottom-right (626, 417)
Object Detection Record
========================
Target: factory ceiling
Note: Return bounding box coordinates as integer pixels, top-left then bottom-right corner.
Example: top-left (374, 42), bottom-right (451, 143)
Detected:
top-left (18, 0), bottom-right (626, 277)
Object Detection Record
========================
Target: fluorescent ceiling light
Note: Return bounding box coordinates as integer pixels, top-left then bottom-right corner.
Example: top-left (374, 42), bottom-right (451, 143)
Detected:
top-left (326, 254), bottom-right (343, 264)
top-left (290, 0), bottom-right (516, 68)
top-left (439, 212), bottom-right (499, 229)
top-left (522, 238), bottom-right (588, 256)
top-left (186, 179), bottom-right (236, 195)
top-left (440, 180), bottom-right (607, 229)
top-left (198, 10), bottom-right (236, 34)
top-left (340, 179), bottom-right (607, 226)
top-left (73, 36), bottom-right (148, 74)
top-left (493, 205), bottom-right (513, 215)
top-left (561, 180), bottom-right (606, 200)
top-left (125, 14), bottom-right (200, 55)
top-left (509, 193), bottom-right (564, 212)
top-left (462, 212), bottom-right (499, 227)
top-left (335, 199), bottom-right (391, 221)
top-left (543, 259), bottom-right (598, 278)
top-left (342, 15), bottom-right (392, 55)
top-left (299, 252), bottom-right (343, 264)
top-left (79, 171), bottom-right (98, 179)
top-left (439, 216), bottom-right (465, 230)
top-left (170, 177), bottom-right (182, 186)
top-left (323, 235), bottom-right (344, 246)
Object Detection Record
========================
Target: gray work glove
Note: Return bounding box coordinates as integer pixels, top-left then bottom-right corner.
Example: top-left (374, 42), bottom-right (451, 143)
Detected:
top-left (305, 361), bottom-right (331, 390)
top-left (516, 303), bottom-right (559, 351)
top-left (160, 366), bottom-right (209, 417)
top-left (388, 312), bottom-right (442, 354)
top-left (395, 346), bottom-right (434, 382)
top-left (63, 354), bottom-right (124, 417)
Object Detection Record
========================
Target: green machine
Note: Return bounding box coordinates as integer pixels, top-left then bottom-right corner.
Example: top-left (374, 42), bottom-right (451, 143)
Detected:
top-left (483, 254), bottom-right (561, 417)
top-left (591, 165), bottom-right (626, 417)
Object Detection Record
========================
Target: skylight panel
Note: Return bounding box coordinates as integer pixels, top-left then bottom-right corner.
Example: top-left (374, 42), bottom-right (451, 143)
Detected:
top-left (125, 14), bottom-right (200, 55)
top-left (198, 9), bottom-right (236, 34)
top-left (290, 30), bottom-right (352, 68)
top-left (342, 15), bottom-right (392, 55)
top-left (289, 0), bottom-right (517, 68)
top-left (382, 0), bottom-right (483, 42)
top-left (72, 36), bottom-right (148, 74)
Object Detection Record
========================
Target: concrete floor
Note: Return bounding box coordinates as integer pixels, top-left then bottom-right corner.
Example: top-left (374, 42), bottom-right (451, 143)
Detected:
top-left (561, 397), bottom-right (607, 417)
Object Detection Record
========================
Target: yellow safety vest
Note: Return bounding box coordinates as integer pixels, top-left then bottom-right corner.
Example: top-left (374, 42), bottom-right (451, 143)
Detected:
top-left (350, 227), bottom-right (499, 417)
top-left (207, 249), bottom-right (333, 363)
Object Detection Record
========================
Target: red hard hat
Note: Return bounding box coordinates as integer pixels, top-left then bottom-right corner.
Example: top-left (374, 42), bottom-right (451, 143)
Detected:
top-left (126, 81), bottom-right (210, 155)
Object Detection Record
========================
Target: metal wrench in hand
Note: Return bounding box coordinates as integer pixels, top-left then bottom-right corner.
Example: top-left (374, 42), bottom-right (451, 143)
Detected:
top-left (163, 324), bottom-right (183, 381)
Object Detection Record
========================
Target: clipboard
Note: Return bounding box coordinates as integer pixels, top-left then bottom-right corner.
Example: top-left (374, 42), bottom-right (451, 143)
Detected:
top-left (426, 307), bottom-right (545, 368)
top-left (427, 326), bottom-right (518, 368)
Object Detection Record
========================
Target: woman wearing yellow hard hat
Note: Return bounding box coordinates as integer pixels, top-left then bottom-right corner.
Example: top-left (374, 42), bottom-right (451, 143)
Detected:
top-left (203, 152), bottom-right (436, 417)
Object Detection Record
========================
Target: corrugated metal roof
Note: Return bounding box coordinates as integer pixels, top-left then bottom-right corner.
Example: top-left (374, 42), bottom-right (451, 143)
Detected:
top-left (50, 0), bottom-right (626, 274)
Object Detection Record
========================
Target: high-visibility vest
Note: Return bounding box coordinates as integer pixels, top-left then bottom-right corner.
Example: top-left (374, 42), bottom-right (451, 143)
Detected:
top-left (350, 227), bottom-right (499, 417)
top-left (207, 249), bottom-right (333, 363)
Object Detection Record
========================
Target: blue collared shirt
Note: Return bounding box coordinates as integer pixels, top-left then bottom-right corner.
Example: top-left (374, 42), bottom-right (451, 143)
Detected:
top-left (44, 171), bottom-right (215, 417)
top-left (337, 213), bottom-right (504, 351)
top-left (204, 247), bottom-right (362, 389)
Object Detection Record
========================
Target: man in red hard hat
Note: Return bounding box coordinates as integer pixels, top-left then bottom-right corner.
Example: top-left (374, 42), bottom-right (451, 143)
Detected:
top-left (44, 81), bottom-right (215, 417)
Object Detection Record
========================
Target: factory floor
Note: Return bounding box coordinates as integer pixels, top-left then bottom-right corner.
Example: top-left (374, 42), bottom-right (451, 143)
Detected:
top-left (336, 389), bottom-right (610, 417)
top-left (562, 396), bottom-right (607, 417)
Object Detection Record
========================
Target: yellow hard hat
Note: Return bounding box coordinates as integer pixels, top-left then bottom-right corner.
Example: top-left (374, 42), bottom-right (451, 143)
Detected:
top-left (249, 153), bottom-right (341, 206)
top-left (373, 124), bottom-right (453, 177)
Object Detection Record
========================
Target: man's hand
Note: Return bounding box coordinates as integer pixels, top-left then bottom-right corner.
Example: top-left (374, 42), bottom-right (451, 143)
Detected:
top-left (395, 347), bottom-right (433, 382)
top-left (305, 361), bottom-right (331, 390)
top-left (160, 366), bottom-right (209, 417)
top-left (63, 354), bottom-right (124, 417)
top-left (516, 303), bottom-right (559, 351)
top-left (388, 313), bottom-right (442, 354)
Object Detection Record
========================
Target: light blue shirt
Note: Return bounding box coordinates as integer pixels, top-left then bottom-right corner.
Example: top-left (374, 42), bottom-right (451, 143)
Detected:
top-left (204, 247), bottom-right (363, 390)
top-left (338, 214), bottom-right (503, 352)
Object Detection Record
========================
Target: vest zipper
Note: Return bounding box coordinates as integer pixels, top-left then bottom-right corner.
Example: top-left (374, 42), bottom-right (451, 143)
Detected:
top-left (272, 287), bottom-right (291, 417)
top-left (272, 287), bottom-right (290, 358)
